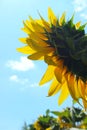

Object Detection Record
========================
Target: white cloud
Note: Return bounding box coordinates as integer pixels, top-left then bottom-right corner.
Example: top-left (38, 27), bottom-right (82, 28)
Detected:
top-left (9, 75), bottom-right (39, 92)
top-left (73, 0), bottom-right (87, 12)
top-left (80, 13), bottom-right (87, 20)
top-left (20, 82), bottom-right (39, 91)
top-left (10, 75), bottom-right (19, 82)
top-left (9, 75), bottom-right (28, 84)
top-left (6, 56), bottom-right (35, 71)
top-left (30, 83), bottom-right (38, 88)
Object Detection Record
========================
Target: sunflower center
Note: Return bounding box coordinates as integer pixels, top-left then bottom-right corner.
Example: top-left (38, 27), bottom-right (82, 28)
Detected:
top-left (45, 20), bottom-right (87, 82)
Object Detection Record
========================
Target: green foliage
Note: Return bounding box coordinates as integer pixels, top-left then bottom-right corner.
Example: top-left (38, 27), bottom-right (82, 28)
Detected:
top-left (22, 107), bottom-right (87, 130)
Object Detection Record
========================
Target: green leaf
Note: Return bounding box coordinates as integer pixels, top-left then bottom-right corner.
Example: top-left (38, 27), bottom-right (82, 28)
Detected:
top-left (82, 117), bottom-right (87, 124)
top-left (39, 116), bottom-right (51, 123)
top-left (46, 109), bottom-right (50, 116)
top-left (51, 109), bottom-right (69, 117)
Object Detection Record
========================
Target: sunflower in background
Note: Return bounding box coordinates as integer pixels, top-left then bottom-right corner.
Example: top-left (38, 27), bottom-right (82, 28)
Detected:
top-left (17, 8), bottom-right (87, 109)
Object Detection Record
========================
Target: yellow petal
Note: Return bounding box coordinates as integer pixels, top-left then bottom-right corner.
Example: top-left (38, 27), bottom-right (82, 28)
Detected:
top-left (59, 12), bottom-right (66, 26)
top-left (17, 46), bottom-right (36, 54)
top-left (67, 74), bottom-right (76, 100)
top-left (44, 55), bottom-right (56, 66)
top-left (29, 33), bottom-right (48, 47)
top-left (48, 77), bottom-right (61, 96)
top-left (29, 16), bottom-right (45, 33)
top-left (48, 7), bottom-right (57, 25)
top-left (31, 21), bottom-right (45, 33)
top-left (35, 32), bottom-right (47, 41)
top-left (25, 19), bottom-right (34, 31)
top-left (82, 99), bottom-right (87, 110)
top-left (75, 21), bottom-right (81, 29)
top-left (39, 65), bottom-right (55, 85)
top-left (19, 38), bottom-right (27, 44)
top-left (52, 57), bottom-right (64, 68)
top-left (54, 67), bottom-right (62, 83)
top-left (74, 80), bottom-right (82, 99)
top-left (29, 16), bottom-right (45, 32)
top-left (67, 74), bottom-right (81, 100)
top-left (85, 84), bottom-right (87, 95)
top-left (28, 52), bottom-right (44, 60)
top-left (22, 21), bottom-right (33, 34)
top-left (36, 19), bottom-right (44, 26)
top-left (27, 38), bottom-right (46, 50)
top-left (40, 15), bottom-right (51, 32)
top-left (46, 127), bottom-right (52, 130)
top-left (78, 79), bottom-right (85, 98)
top-left (58, 81), bottom-right (69, 105)
top-left (27, 38), bottom-right (54, 54)
top-left (21, 27), bottom-right (30, 34)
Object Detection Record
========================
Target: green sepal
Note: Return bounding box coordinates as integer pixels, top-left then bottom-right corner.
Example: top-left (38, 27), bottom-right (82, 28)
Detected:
top-left (78, 35), bottom-right (87, 44)
top-left (68, 14), bottom-right (75, 28)
top-left (79, 23), bottom-right (87, 31)
top-left (66, 37), bottom-right (75, 51)
top-left (81, 53), bottom-right (87, 65)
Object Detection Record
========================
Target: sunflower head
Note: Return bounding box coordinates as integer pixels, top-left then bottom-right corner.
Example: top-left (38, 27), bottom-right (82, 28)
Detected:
top-left (18, 8), bottom-right (87, 109)
top-left (45, 14), bottom-right (87, 82)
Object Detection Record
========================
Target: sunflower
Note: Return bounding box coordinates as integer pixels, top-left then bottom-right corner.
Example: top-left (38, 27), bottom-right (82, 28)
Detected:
top-left (34, 121), bottom-right (43, 130)
top-left (17, 8), bottom-right (87, 109)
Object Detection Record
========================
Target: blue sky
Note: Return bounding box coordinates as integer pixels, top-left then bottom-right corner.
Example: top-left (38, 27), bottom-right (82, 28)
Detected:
top-left (1, 0), bottom-right (87, 130)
